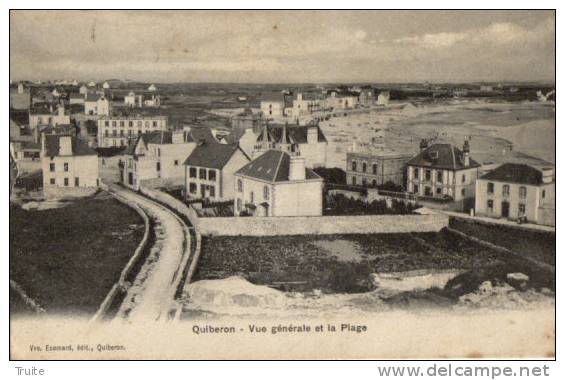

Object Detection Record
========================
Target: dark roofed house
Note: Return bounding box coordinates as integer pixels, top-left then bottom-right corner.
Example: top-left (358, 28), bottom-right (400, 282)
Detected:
top-left (234, 150), bottom-right (323, 217)
top-left (406, 141), bottom-right (481, 209)
top-left (253, 123), bottom-right (328, 168)
top-left (184, 142), bottom-right (250, 201)
top-left (475, 163), bottom-right (555, 226)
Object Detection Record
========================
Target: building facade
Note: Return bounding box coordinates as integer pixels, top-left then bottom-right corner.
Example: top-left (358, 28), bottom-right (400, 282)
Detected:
top-left (346, 150), bottom-right (412, 188)
top-left (97, 115), bottom-right (168, 147)
top-left (260, 94), bottom-right (287, 118)
top-left (406, 141), bottom-right (481, 209)
top-left (41, 134), bottom-right (99, 197)
top-left (122, 130), bottom-right (196, 190)
top-left (475, 163), bottom-right (555, 226)
top-left (29, 104), bottom-right (71, 130)
top-left (234, 150), bottom-right (323, 217)
top-left (84, 94), bottom-right (110, 116)
top-left (184, 143), bottom-right (250, 201)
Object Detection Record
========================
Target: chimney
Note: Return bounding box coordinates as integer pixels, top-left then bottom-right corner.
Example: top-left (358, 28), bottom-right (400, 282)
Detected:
top-left (172, 130), bottom-right (185, 144)
top-left (419, 139), bottom-right (428, 151)
top-left (307, 125), bottom-right (318, 144)
top-left (541, 167), bottom-right (554, 183)
top-left (59, 136), bottom-right (73, 156)
top-left (289, 155), bottom-right (306, 181)
top-left (463, 140), bottom-right (470, 166)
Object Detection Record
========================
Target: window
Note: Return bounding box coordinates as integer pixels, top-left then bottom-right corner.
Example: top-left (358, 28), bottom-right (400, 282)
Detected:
top-left (352, 161), bottom-right (357, 171)
top-left (112, 121), bottom-right (117, 127)
top-left (436, 171), bottom-right (443, 183)
top-left (461, 188), bottom-right (466, 197)
top-left (519, 186), bottom-right (527, 199)
top-left (425, 170), bottom-right (431, 181)
top-left (413, 184), bottom-right (419, 194)
top-left (189, 168), bottom-right (197, 178)
top-left (189, 183), bottom-right (197, 194)
top-left (199, 168), bottom-right (207, 180)
top-left (263, 186), bottom-right (269, 200)
top-left (424, 186), bottom-right (432, 196)
top-left (462, 174), bottom-right (466, 184)
top-left (120, 121), bottom-right (125, 127)
top-left (250, 191), bottom-right (254, 203)
top-left (50, 178), bottom-right (55, 185)
top-left (542, 190), bottom-right (546, 199)
top-left (237, 179), bottom-right (243, 192)
top-left (105, 121), bottom-right (109, 127)
top-left (362, 162), bottom-right (367, 173)
top-left (153, 121), bottom-right (158, 127)
top-left (75, 177), bottom-right (79, 187)
top-left (518, 203), bottom-right (526, 215)
top-left (145, 121), bottom-right (150, 128)
top-left (64, 178), bottom-right (69, 187)
top-left (64, 163), bottom-right (69, 172)
top-left (436, 187), bottom-right (442, 195)
top-left (105, 130), bottom-right (109, 137)
top-left (502, 184), bottom-right (510, 197)
top-left (372, 179), bottom-right (377, 187)
top-left (487, 200), bottom-right (494, 212)
top-left (174, 160), bottom-right (179, 166)
top-left (49, 163), bottom-right (55, 172)
top-left (237, 198), bottom-right (242, 211)
top-left (362, 178), bottom-right (367, 187)
top-left (352, 176), bottom-right (356, 186)
top-left (413, 167), bottom-right (419, 179)
top-left (209, 186), bottom-right (215, 197)
top-left (112, 130), bottom-right (117, 137)
top-left (487, 182), bottom-right (494, 194)
top-left (120, 130), bottom-right (124, 137)
top-left (128, 121), bottom-right (133, 127)
top-left (156, 162), bottom-right (161, 171)
top-left (157, 148), bottom-right (161, 157)
top-left (128, 130), bottom-right (132, 136)
top-left (209, 170), bottom-right (217, 181)
top-left (137, 121), bottom-right (142, 127)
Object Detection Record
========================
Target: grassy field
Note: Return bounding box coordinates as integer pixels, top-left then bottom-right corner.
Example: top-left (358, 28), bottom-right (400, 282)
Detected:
top-left (10, 192), bottom-right (145, 316)
top-left (449, 217), bottom-right (555, 266)
top-left (194, 230), bottom-right (516, 293)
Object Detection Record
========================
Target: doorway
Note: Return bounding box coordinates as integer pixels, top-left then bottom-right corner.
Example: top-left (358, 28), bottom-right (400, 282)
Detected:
top-left (501, 201), bottom-right (510, 218)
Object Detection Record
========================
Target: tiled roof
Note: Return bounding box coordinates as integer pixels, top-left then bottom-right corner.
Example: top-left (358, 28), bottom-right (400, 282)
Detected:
top-left (236, 150), bottom-right (321, 183)
top-left (407, 143), bottom-right (480, 170)
top-left (85, 94), bottom-right (102, 102)
top-left (44, 135), bottom-right (97, 157)
top-left (69, 93), bottom-right (84, 99)
top-left (257, 124), bottom-right (328, 144)
top-left (187, 127), bottom-right (218, 144)
top-left (183, 142), bottom-right (246, 169)
top-left (10, 109), bottom-right (29, 126)
top-left (123, 131), bottom-right (176, 155)
top-left (480, 163), bottom-right (548, 186)
top-left (261, 93), bottom-right (286, 103)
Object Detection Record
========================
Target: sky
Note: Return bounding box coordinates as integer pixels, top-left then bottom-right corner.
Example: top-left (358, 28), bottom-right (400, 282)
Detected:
top-left (10, 10), bottom-right (555, 84)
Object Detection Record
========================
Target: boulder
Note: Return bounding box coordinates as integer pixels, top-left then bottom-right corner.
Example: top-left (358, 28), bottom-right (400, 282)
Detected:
top-left (506, 272), bottom-right (529, 291)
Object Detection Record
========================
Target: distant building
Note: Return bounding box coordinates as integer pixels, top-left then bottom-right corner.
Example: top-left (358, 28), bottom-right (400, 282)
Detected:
top-left (29, 104), bottom-right (71, 131)
top-left (69, 93), bottom-right (85, 105)
top-left (234, 150), bottom-right (323, 217)
top-left (122, 130), bottom-right (196, 190)
top-left (78, 120), bottom-right (98, 148)
top-left (79, 84), bottom-right (88, 95)
top-left (41, 134), bottom-right (99, 197)
top-left (102, 81), bottom-right (110, 89)
top-left (325, 90), bottom-right (358, 110)
top-left (253, 123), bottom-right (328, 168)
top-left (184, 142), bottom-right (250, 201)
top-left (475, 163), bottom-right (555, 226)
top-left (346, 150), bottom-right (413, 188)
top-left (97, 115), bottom-right (168, 148)
top-left (358, 87), bottom-right (375, 107)
top-left (9, 83), bottom-right (31, 110)
top-left (148, 84), bottom-right (157, 92)
top-left (260, 94), bottom-right (288, 118)
top-left (288, 93), bottom-right (323, 118)
top-left (376, 91), bottom-right (390, 106)
top-left (480, 85), bottom-right (494, 92)
top-left (84, 94), bottom-right (110, 116)
top-left (220, 128), bottom-right (258, 158)
top-left (406, 141), bottom-right (481, 210)
top-left (10, 109), bottom-right (31, 142)
top-left (231, 108), bottom-right (263, 134)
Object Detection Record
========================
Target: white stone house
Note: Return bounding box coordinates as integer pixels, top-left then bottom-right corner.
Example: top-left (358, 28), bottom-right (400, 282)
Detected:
top-left (260, 94), bottom-right (287, 118)
top-left (41, 134), bottom-right (99, 197)
top-left (97, 115), bottom-right (168, 148)
top-left (234, 150), bottom-right (324, 217)
top-left (475, 163), bottom-right (555, 226)
top-left (84, 94), bottom-right (110, 116)
top-left (29, 104), bottom-right (71, 130)
top-left (406, 141), bottom-right (481, 210)
top-left (184, 142), bottom-right (250, 201)
top-left (122, 130), bottom-right (196, 190)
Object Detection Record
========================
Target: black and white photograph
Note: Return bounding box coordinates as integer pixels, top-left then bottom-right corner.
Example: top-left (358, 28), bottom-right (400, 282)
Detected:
top-left (8, 9), bottom-right (556, 361)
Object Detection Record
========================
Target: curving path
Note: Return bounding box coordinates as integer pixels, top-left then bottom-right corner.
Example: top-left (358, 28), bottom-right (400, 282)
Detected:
top-left (108, 184), bottom-right (191, 323)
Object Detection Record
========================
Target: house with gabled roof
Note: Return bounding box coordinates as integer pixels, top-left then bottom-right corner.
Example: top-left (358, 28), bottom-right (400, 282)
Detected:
top-left (184, 142), bottom-right (250, 201)
top-left (475, 163), bottom-right (555, 226)
top-left (84, 93), bottom-right (110, 116)
top-left (253, 123), bottom-right (328, 168)
top-left (234, 150), bottom-right (323, 217)
top-left (406, 140), bottom-right (481, 210)
top-left (41, 134), bottom-right (99, 197)
top-left (122, 130), bottom-right (196, 190)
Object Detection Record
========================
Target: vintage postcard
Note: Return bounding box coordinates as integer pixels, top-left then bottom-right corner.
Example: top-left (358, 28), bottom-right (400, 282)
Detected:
top-left (9, 9), bottom-right (555, 360)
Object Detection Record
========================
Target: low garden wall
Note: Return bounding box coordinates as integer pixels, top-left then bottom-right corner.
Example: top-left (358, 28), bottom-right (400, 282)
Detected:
top-left (198, 214), bottom-right (449, 236)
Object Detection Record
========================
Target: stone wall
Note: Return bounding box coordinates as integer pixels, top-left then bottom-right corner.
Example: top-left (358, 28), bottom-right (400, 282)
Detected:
top-left (43, 186), bottom-right (98, 199)
top-left (198, 214), bottom-right (449, 236)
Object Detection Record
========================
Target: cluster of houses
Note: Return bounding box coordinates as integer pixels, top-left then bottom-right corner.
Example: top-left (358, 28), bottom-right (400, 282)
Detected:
top-left (345, 140), bottom-right (555, 226)
top-left (259, 86), bottom-right (390, 122)
top-left (10, 80), bottom-right (555, 226)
